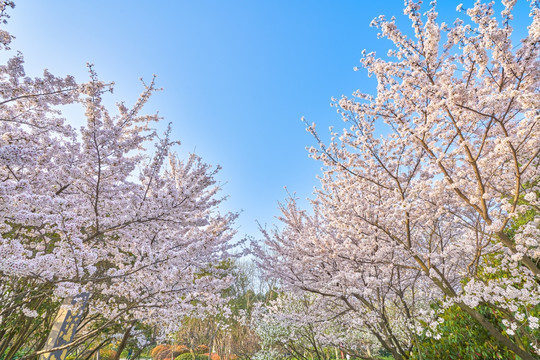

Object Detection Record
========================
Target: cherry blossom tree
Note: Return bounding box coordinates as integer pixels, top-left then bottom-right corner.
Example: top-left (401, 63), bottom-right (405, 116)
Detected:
top-left (253, 292), bottom-right (381, 360)
top-left (256, 199), bottom-right (424, 359)
top-left (0, 1), bottom-right (236, 358)
top-left (255, 0), bottom-right (540, 359)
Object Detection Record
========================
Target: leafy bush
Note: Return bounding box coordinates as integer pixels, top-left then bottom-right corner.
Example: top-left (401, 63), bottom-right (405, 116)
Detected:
top-left (410, 304), bottom-right (519, 360)
top-left (175, 353), bottom-right (194, 360)
top-left (175, 354), bottom-right (209, 360)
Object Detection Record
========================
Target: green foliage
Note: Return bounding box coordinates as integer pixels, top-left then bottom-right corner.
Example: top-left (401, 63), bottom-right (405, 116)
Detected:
top-left (376, 349), bottom-right (393, 359)
top-left (175, 354), bottom-right (208, 360)
top-left (411, 304), bottom-right (515, 359)
top-left (175, 353), bottom-right (194, 360)
top-left (408, 186), bottom-right (540, 359)
top-left (0, 348), bottom-right (27, 360)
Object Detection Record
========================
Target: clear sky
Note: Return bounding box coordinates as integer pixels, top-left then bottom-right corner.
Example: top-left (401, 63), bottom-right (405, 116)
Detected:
top-left (4, 1), bottom-right (533, 247)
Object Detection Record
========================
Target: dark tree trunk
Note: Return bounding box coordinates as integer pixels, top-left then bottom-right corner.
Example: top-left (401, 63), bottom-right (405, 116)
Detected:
top-left (113, 323), bottom-right (135, 360)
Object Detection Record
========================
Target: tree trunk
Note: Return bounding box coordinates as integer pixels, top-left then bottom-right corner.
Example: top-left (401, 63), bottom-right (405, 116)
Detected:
top-left (82, 339), bottom-right (109, 360)
top-left (4, 320), bottom-right (33, 360)
top-left (458, 302), bottom-right (536, 360)
top-left (113, 323), bottom-right (135, 360)
top-left (0, 330), bottom-right (16, 357)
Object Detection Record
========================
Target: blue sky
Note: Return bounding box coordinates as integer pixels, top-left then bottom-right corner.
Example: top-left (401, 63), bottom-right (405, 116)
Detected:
top-left (4, 1), bottom-right (533, 246)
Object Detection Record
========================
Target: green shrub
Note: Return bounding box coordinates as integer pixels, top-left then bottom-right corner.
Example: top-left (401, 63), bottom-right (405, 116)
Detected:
top-left (410, 304), bottom-right (517, 360)
top-left (175, 354), bottom-right (193, 360)
top-left (175, 351), bottom-right (211, 360)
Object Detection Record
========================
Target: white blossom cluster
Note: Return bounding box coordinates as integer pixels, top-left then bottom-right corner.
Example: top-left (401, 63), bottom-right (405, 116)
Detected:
top-left (0, 2), bottom-right (236, 334)
top-left (254, 0), bottom-right (540, 358)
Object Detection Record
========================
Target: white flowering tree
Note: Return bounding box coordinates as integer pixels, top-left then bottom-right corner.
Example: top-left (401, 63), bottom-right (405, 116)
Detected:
top-left (0, 1), bottom-right (236, 359)
top-left (255, 0), bottom-right (540, 359)
top-left (253, 293), bottom-right (380, 360)
top-left (256, 199), bottom-right (424, 359)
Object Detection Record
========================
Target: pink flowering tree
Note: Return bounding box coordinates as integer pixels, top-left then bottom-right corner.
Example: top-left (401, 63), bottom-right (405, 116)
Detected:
top-left (0, 1), bottom-right (236, 358)
top-left (255, 1), bottom-right (540, 359)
